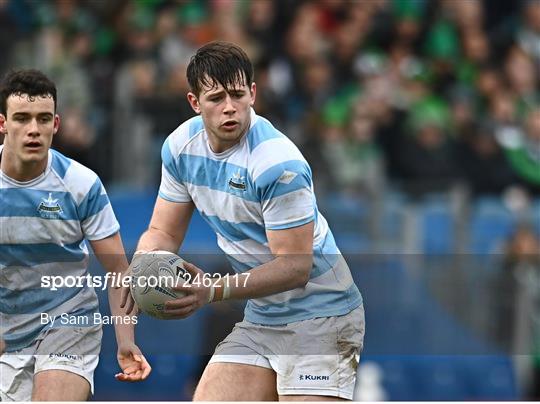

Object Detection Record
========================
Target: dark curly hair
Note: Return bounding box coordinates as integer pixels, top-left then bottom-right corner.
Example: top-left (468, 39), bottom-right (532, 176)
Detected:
top-left (0, 69), bottom-right (57, 115)
top-left (187, 41), bottom-right (254, 97)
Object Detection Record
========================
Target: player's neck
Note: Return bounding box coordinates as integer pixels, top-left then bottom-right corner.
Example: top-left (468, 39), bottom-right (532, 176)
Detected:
top-left (0, 150), bottom-right (48, 182)
top-left (207, 129), bottom-right (249, 154)
top-left (207, 136), bottom-right (240, 154)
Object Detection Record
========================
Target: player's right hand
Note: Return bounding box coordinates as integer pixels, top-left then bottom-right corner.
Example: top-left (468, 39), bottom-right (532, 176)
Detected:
top-left (115, 342), bottom-right (151, 382)
top-left (0, 338), bottom-right (5, 354)
top-left (165, 262), bottom-right (211, 318)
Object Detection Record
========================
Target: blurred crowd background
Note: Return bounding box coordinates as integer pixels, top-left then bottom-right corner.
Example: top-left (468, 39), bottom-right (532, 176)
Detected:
top-left (1, 0), bottom-right (539, 400)
top-left (1, 0), bottom-right (539, 196)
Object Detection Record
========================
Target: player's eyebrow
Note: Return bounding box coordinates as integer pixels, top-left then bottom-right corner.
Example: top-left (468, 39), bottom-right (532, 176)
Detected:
top-left (11, 111), bottom-right (54, 119)
top-left (204, 88), bottom-right (245, 98)
top-left (204, 89), bottom-right (226, 97)
top-left (12, 112), bottom-right (53, 118)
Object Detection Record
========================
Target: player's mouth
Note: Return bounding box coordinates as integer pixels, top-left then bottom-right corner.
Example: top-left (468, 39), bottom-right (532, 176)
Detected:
top-left (221, 120), bottom-right (239, 131)
top-left (24, 141), bottom-right (42, 151)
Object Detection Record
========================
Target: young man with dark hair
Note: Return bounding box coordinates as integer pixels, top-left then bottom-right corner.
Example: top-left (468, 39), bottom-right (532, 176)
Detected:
top-left (0, 69), bottom-right (151, 401)
top-left (130, 41), bottom-right (365, 401)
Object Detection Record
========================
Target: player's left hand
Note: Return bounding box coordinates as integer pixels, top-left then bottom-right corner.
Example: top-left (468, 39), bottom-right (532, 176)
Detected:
top-left (115, 342), bottom-right (152, 382)
top-left (119, 282), bottom-right (137, 315)
top-left (119, 255), bottom-right (144, 315)
top-left (164, 262), bottom-right (210, 319)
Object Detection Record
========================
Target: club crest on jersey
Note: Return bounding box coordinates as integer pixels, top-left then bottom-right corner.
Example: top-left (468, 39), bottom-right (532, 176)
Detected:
top-left (228, 170), bottom-right (246, 191)
top-left (37, 193), bottom-right (63, 219)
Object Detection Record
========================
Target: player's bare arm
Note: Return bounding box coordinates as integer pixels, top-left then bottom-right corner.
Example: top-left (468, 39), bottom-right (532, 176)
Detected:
top-left (164, 221), bottom-right (314, 318)
top-left (220, 220), bottom-right (314, 298)
top-left (136, 197), bottom-right (195, 253)
top-left (90, 233), bottom-right (151, 382)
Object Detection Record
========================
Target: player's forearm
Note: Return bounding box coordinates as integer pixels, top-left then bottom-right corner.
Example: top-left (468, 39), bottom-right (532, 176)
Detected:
top-left (214, 255), bottom-right (312, 301)
top-left (90, 234), bottom-right (136, 344)
top-left (136, 227), bottom-right (183, 254)
top-left (108, 287), bottom-right (135, 344)
top-left (99, 260), bottom-right (136, 345)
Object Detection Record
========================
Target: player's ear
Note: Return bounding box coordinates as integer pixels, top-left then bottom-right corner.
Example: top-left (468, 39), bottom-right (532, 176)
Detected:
top-left (52, 114), bottom-right (60, 135)
top-left (0, 114), bottom-right (6, 135)
top-left (249, 83), bottom-right (256, 106)
top-left (187, 92), bottom-right (201, 114)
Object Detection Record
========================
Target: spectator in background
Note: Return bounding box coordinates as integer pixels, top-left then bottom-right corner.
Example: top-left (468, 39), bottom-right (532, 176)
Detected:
top-left (155, 4), bottom-right (196, 74)
top-left (457, 28), bottom-right (491, 86)
top-left (505, 45), bottom-right (539, 114)
top-left (422, 18), bottom-right (460, 96)
top-left (457, 120), bottom-right (517, 195)
top-left (516, 0), bottom-right (540, 70)
top-left (448, 0), bottom-right (485, 33)
top-left (297, 55), bottom-right (335, 121)
top-left (389, 0), bottom-right (425, 53)
top-left (252, 57), bottom-right (285, 130)
top-left (394, 96), bottom-right (459, 195)
top-left (449, 86), bottom-right (476, 137)
top-left (320, 98), bottom-right (385, 198)
top-left (244, 0), bottom-right (280, 60)
top-left (475, 64), bottom-right (505, 109)
top-left (504, 107), bottom-right (540, 195)
top-left (330, 15), bottom-right (370, 89)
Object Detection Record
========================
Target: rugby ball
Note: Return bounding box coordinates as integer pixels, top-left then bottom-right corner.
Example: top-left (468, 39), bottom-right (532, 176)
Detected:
top-left (129, 251), bottom-right (189, 319)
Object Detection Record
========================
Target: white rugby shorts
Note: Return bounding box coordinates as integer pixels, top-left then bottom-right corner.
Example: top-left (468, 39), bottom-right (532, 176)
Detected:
top-left (209, 305), bottom-right (365, 399)
top-left (0, 325), bottom-right (101, 401)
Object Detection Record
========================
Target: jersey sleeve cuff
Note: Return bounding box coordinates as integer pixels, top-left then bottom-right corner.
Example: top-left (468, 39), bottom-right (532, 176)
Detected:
top-left (158, 191), bottom-right (192, 203)
top-left (265, 214), bottom-right (314, 230)
top-left (85, 224), bottom-right (120, 241)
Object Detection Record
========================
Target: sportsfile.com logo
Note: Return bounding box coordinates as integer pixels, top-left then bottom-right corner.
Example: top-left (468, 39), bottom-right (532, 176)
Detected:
top-left (299, 374), bottom-right (330, 381)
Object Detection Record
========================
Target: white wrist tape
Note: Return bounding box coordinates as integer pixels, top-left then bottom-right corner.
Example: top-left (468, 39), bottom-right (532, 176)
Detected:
top-left (222, 283), bottom-right (231, 300)
top-left (207, 284), bottom-right (215, 304)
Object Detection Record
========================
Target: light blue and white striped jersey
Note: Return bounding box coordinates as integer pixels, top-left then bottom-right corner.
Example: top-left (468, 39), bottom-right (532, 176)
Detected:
top-left (159, 109), bottom-right (362, 325)
top-left (0, 146), bottom-right (119, 352)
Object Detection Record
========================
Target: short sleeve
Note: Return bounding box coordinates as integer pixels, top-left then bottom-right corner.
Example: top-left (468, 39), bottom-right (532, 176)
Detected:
top-left (254, 159), bottom-right (315, 230)
top-left (79, 177), bottom-right (120, 240)
top-left (158, 137), bottom-right (192, 203)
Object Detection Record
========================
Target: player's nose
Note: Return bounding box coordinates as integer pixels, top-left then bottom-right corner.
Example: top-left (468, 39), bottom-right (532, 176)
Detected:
top-left (223, 95), bottom-right (236, 114)
top-left (27, 118), bottom-right (40, 136)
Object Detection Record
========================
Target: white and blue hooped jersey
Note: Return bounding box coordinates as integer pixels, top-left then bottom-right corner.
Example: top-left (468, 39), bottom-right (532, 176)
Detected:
top-left (159, 109), bottom-right (362, 325)
top-left (0, 146), bottom-right (119, 352)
